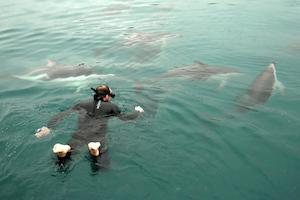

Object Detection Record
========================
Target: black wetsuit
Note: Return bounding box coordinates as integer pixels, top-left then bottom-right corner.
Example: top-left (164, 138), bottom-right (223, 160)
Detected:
top-left (47, 99), bottom-right (140, 168)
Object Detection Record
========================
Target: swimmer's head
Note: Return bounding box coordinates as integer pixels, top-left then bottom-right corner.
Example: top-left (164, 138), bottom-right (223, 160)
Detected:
top-left (91, 84), bottom-right (115, 101)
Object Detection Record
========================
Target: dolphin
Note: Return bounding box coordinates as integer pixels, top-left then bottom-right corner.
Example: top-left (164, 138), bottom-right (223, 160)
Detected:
top-left (237, 63), bottom-right (284, 112)
top-left (134, 61), bottom-right (241, 93)
top-left (158, 61), bottom-right (240, 79)
top-left (23, 60), bottom-right (97, 80)
top-left (154, 61), bottom-right (241, 88)
top-left (14, 60), bottom-right (115, 92)
top-left (122, 32), bottom-right (179, 47)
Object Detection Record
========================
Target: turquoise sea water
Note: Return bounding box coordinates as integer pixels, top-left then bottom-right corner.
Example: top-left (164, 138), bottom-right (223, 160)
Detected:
top-left (1, 0), bottom-right (300, 199)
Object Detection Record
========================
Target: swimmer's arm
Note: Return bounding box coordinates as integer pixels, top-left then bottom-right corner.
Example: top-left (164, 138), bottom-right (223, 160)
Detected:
top-left (117, 111), bottom-right (140, 121)
top-left (47, 104), bottom-right (80, 128)
top-left (116, 105), bottom-right (144, 121)
top-left (35, 107), bottom-right (77, 138)
top-left (35, 101), bottom-right (88, 138)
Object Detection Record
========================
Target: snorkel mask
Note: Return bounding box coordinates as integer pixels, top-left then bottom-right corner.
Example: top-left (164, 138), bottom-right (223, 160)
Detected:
top-left (91, 85), bottom-right (115, 101)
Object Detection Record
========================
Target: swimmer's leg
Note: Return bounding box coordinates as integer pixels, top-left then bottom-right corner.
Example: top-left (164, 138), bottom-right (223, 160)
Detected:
top-left (89, 151), bottom-right (110, 173)
top-left (55, 152), bottom-right (72, 170)
top-left (53, 136), bottom-right (85, 168)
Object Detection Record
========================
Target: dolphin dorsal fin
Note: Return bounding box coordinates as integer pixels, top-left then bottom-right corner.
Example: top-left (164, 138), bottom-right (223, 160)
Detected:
top-left (194, 60), bottom-right (207, 67)
top-left (47, 59), bottom-right (57, 67)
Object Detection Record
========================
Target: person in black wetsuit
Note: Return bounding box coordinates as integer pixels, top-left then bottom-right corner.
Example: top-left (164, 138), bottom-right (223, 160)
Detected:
top-left (35, 84), bottom-right (144, 169)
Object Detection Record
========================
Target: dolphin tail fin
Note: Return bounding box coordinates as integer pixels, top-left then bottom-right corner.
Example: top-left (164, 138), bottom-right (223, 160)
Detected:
top-left (194, 60), bottom-right (206, 66)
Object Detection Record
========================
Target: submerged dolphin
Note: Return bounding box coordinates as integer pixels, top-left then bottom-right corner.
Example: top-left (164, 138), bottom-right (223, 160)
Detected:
top-left (24, 60), bottom-right (96, 80)
top-left (154, 61), bottom-right (241, 88)
top-left (237, 63), bottom-right (284, 112)
top-left (122, 32), bottom-right (179, 46)
top-left (15, 60), bottom-right (115, 92)
top-left (159, 61), bottom-right (240, 79)
top-left (135, 61), bottom-right (241, 93)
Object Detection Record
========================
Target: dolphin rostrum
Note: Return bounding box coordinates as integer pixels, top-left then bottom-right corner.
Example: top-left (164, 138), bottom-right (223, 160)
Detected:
top-left (25, 60), bottom-right (96, 80)
top-left (237, 63), bottom-right (284, 112)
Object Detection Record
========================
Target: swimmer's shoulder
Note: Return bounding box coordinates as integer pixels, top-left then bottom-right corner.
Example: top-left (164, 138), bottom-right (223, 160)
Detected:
top-left (102, 102), bottom-right (121, 114)
top-left (73, 99), bottom-right (93, 110)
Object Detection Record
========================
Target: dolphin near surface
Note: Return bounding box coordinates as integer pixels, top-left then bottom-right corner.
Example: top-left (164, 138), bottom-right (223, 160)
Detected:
top-left (23, 60), bottom-right (96, 80)
top-left (122, 32), bottom-right (179, 47)
top-left (154, 61), bottom-right (241, 88)
top-left (14, 60), bottom-right (115, 92)
top-left (237, 63), bottom-right (285, 112)
top-left (158, 61), bottom-right (240, 79)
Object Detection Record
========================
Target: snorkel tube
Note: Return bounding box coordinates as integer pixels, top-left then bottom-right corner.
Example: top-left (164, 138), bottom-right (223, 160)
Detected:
top-left (90, 85), bottom-right (115, 116)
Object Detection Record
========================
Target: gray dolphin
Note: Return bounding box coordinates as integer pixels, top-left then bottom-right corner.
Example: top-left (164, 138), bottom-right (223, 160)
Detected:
top-left (159, 61), bottom-right (240, 79)
top-left (26, 60), bottom-right (96, 80)
top-left (237, 63), bottom-right (284, 112)
top-left (135, 61), bottom-right (241, 93)
top-left (155, 61), bottom-right (241, 88)
top-left (122, 32), bottom-right (179, 46)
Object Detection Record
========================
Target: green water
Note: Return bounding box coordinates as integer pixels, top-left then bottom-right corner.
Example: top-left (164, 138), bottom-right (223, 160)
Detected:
top-left (1, 0), bottom-right (300, 199)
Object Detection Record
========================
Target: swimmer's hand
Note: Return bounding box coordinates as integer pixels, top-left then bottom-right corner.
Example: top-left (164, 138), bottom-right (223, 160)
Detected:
top-left (35, 126), bottom-right (50, 138)
top-left (135, 106), bottom-right (144, 113)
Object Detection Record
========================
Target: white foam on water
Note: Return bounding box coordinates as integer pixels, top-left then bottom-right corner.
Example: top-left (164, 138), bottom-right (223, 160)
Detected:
top-left (14, 73), bottom-right (116, 92)
top-left (50, 74), bottom-right (115, 82)
top-left (14, 73), bottom-right (115, 82)
top-left (208, 72), bottom-right (242, 89)
top-left (270, 64), bottom-right (285, 95)
top-left (14, 73), bottom-right (49, 82)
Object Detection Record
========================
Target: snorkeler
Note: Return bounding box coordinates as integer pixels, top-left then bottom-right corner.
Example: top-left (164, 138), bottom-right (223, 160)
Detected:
top-left (35, 84), bottom-right (144, 168)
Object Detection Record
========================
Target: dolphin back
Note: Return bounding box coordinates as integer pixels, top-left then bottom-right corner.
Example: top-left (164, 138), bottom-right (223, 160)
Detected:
top-left (46, 63), bottom-right (95, 79)
top-left (237, 63), bottom-right (278, 111)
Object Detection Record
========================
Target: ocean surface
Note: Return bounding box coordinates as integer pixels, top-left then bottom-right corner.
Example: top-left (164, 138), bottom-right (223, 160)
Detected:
top-left (1, 0), bottom-right (300, 199)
